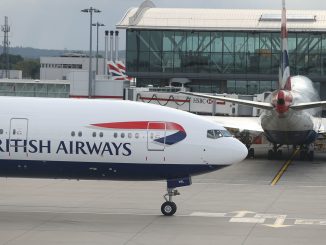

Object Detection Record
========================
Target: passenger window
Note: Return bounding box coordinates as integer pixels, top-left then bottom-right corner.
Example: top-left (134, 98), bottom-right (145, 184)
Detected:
top-left (128, 133), bottom-right (132, 139)
top-left (114, 132), bottom-right (118, 138)
top-left (0, 129), bottom-right (3, 134)
top-left (99, 132), bottom-right (103, 138)
top-left (121, 133), bottom-right (125, 138)
top-left (135, 133), bottom-right (139, 139)
top-left (78, 131), bottom-right (82, 137)
top-left (71, 131), bottom-right (75, 137)
top-left (92, 132), bottom-right (96, 137)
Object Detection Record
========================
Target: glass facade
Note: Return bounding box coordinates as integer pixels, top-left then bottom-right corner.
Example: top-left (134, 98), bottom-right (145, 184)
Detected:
top-left (126, 30), bottom-right (326, 94)
top-left (0, 82), bottom-right (70, 97)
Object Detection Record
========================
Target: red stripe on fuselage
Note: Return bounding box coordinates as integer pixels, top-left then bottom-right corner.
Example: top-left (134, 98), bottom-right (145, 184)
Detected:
top-left (91, 121), bottom-right (185, 132)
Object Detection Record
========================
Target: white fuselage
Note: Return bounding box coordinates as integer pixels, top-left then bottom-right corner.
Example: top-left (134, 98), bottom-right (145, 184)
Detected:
top-left (0, 97), bottom-right (247, 180)
top-left (260, 76), bottom-right (321, 145)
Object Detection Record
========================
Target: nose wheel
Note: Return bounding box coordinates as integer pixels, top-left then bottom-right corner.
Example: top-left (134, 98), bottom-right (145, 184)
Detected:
top-left (161, 188), bottom-right (179, 216)
top-left (161, 201), bottom-right (177, 216)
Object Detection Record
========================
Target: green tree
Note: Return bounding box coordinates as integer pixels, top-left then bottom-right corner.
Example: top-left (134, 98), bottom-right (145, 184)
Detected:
top-left (0, 54), bottom-right (24, 69)
top-left (14, 59), bottom-right (40, 79)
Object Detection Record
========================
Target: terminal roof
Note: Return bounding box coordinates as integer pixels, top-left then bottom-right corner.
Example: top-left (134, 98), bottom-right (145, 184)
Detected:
top-left (117, 4), bottom-right (326, 32)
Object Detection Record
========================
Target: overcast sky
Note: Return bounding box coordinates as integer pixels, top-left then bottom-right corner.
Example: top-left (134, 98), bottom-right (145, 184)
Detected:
top-left (0, 0), bottom-right (325, 51)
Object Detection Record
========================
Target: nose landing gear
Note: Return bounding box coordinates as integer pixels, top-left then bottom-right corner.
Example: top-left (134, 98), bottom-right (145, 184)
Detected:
top-left (161, 177), bottom-right (192, 216)
top-left (161, 188), bottom-right (180, 216)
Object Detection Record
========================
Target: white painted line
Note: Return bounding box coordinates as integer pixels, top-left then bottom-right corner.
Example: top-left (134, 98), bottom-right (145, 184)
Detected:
top-left (230, 217), bottom-right (265, 224)
top-left (190, 212), bottom-right (226, 218)
top-left (232, 210), bottom-right (255, 218)
top-left (295, 219), bottom-right (322, 225)
top-left (192, 182), bottom-right (326, 188)
top-left (1, 208), bottom-right (326, 228)
top-left (263, 215), bottom-right (292, 228)
top-left (0, 209), bottom-right (158, 216)
top-left (295, 219), bottom-right (326, 225)
top-left (255, 214), bottom-right (283, 219)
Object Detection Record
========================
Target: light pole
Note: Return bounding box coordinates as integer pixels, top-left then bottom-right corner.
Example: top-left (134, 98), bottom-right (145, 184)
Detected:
top-left (81, 7), bottom-right (101, 98)
top-left (104, 30), bottom-right (109, 76)
top-left (92, 22), bottom-right (105, 75)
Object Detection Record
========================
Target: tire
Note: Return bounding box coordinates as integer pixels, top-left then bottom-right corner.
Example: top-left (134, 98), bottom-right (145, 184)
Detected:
top-left (299, 151), bottom-right (306, 161)
top-left (308, 151), bottom-right (314, 161)
top-left (267, 150), bottom-right (274, 160)
top-left (248, 148), bottom-right (255, 158)
top-left (277, 150), bottom-right (282, 160)
top-left (161, 201), bottom-right (177, 216)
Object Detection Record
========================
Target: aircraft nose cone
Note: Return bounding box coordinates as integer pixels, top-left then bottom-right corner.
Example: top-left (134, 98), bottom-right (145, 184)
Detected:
top-left (233, 138), bottom-right (248, 162)
top-left (221, 138), bottom-right (248, 165)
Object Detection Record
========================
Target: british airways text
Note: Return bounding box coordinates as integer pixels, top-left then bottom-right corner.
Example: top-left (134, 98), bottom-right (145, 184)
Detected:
top-left (0, 139), bottom-right (132, 156)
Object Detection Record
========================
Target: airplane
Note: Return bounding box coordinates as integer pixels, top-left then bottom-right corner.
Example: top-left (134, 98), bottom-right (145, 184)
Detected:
top-left (0, 96), bottom-right (247, 216)
top-left (181, 0), bottom-right (326, 161)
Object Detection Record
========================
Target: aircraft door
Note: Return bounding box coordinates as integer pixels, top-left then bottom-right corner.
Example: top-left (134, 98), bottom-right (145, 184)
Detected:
top-left (9, 118), bottom-right (28, 156)
top-left (147, 122), bottom-right (166, 151)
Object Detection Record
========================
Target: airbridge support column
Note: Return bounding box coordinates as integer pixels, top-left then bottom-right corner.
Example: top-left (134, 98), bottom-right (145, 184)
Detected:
top-left (320, 82), bottom-right (326, 117)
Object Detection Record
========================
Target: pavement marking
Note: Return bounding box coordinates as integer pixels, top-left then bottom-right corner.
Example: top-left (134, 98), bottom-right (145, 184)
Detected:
top-left (1, 208), bottom-right (326, 228)
top-left (231, 210), bottom-right (255, 218)
top-left (192, 182), bottom-right (326, 188)
top-left (262, 215), bottom-right (292, 228)
top-left (271, 148), bottom-right (299, 186)
top-left (230, 217), bottom-right (265, 224)
top-left (190, 212), bottom-right (226, 218)
top-left (0, 209), bottom-right (159, 216)
top-left (295, 219), bottom-right (326, 225)
top-left (190, 210), bottom-right (326, 228)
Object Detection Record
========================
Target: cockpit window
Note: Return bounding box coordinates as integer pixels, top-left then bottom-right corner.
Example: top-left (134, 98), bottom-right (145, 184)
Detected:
top-left (207, 130), bottom-right (222, 139)
top-left (221, 130), bottom-right (232, 137)
top-left (207, 129), bottom-right (232, 139)
top-left (207, 130), bottom-right (215, 139)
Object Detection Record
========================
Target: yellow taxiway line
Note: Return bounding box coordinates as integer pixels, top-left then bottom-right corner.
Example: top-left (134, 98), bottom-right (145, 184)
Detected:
top-left (271, 149), bottom-right (299, 186)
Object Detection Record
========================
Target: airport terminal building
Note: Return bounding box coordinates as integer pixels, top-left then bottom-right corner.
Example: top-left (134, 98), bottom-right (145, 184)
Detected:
top-left (117, 1), bottom-right (326, 98)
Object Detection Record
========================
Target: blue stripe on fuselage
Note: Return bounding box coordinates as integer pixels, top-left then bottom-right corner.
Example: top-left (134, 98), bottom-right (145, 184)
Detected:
top-left (155, 131), bottom-right (187, 145)
top-left (0, 160), bottom-right (226, 181)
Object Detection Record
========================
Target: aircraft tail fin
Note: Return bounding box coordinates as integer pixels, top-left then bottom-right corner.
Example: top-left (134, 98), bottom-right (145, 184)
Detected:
top-left (279, 0), bottom-right (291, 91)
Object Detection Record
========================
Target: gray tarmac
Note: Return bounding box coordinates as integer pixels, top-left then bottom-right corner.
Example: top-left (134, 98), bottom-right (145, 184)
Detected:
top-left (0, 146), bottom-right (326, 245)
